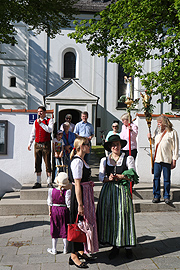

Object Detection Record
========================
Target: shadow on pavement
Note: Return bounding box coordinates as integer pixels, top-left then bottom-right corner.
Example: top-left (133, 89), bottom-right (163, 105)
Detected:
top-left (96, 236), bottom-right (180, 266)
top-left (0, 220), bottom-right (50, 234)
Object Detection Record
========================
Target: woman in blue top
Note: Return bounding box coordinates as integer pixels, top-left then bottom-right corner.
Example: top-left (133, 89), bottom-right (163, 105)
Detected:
top-left (105, 121), bottom-right (120, 142)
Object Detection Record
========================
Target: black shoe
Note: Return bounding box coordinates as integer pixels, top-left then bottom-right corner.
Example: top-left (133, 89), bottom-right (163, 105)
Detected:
top-left (32, 183), bottom-right (41, 189)
top-left (47, 183), bottom-right (54, 188)
top-left (164, 198), bottom-right (171, 204)
top-left (152, 198), bottom-right (160, 203)
top-left (69, 257), bottom-right (89, 268)
top-left (125, 248), bottom-right (133, 258)
top-left (77, 252), bottom-right (96, 261)
top-left (108, 246), bottom-right (119, 260)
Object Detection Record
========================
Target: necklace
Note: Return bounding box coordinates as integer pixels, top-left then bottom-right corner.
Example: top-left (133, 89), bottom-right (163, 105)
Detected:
top-left (111, 154), bottom-right (120, 163)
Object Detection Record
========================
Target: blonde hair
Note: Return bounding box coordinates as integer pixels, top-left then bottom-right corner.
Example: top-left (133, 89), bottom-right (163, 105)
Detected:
top-left (63, 121), bottom-right (70, 128)
top-left (157, 115), bottom-right (173, 132)
top-left (121, 113), bottom-right (132, 122)
top-left (70, 137), bottom-right (87, 160)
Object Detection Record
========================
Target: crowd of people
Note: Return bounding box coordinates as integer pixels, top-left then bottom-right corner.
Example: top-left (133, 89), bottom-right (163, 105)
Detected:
top-left (28, 106), bottom-right (179, 268)
top-left (28, 107), bottom-right (94, 188)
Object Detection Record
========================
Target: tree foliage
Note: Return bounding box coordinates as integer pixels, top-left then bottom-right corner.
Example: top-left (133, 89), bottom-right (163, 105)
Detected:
top-left (0, 0), bottom-right (78, 45)
top-left (69, 0), bottom-right (180, 105)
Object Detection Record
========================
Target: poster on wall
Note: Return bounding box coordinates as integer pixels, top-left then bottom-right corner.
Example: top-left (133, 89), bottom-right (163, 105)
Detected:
top-left (0, 121), bottom-right (8, 154)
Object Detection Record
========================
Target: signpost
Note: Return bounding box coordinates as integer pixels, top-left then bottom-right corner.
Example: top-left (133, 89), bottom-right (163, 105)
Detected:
top-left (29, 113), bottom-right (37, 125)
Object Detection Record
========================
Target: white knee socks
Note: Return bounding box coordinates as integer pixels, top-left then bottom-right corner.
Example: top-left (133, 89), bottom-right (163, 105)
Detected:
top-left (47, 176), bottom-right (51, 184)
top-left (52, 238), bottom-right (58, 252)
top-left (37, 175), bottom-right (41, 183)
top-left (63, 238), bottom-right (68, 254)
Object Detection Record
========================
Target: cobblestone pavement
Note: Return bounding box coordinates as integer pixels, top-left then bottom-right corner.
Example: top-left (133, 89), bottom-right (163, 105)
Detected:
top-left (0, 212), bottom-right (180, 270)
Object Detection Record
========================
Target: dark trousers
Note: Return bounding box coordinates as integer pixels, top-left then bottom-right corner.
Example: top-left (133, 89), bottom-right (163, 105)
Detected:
top-left (34, 141), bottom-right (51, 173)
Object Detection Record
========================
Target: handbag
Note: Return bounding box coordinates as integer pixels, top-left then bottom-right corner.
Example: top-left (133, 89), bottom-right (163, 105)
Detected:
top-left (78, 216), bottom-right (94, 253)
top-left (67, 215), bottom-right (86, 243)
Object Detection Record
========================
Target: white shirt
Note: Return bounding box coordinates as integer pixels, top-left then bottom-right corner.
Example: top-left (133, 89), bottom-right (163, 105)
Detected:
top-left (60, 122), bottom-right (75, 132)
top-left (71, 156), bottom-right (90, 179)
top-left (28, 117), bottom-right (53, 147)
top-left (53, 138), bottom-right (65, 152)
top-left (152, 129), bottom-right (179, 164)
top-left (99, 153), bottom-right (135, 182)
top-left (47, 188), bottom-right (71, 208)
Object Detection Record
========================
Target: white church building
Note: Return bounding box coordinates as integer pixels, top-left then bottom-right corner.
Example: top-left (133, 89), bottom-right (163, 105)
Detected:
top-left (0, 0), bottom-right (180, 196)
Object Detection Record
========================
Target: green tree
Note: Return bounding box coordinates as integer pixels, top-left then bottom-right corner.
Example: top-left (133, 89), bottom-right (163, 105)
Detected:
top-left (69, 0), bottom-right (180, 105)
top-left (0, 0), bottom-right (78, 45)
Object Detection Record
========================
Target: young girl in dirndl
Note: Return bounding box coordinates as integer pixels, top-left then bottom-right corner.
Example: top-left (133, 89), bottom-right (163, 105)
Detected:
top-left (47, 172), bottom-right (71, 255)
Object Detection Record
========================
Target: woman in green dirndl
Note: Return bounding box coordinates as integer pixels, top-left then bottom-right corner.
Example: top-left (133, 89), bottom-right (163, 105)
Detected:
top-left (97, 135), bottom-right (138, 260)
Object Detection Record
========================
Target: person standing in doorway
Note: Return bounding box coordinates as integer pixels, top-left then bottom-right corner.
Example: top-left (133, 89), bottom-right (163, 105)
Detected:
top-left (28, 106), bottom-right (53, 188)
top-left (62, 122), bottom-right (76, 175)
top-left (60, 114), bottom-right (75, 132)
top-left (73, 111), bottom-right (94, 164)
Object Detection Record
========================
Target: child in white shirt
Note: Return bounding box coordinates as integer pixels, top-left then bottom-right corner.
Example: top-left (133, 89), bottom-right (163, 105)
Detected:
top-left (53, 130), bottom-right (65, 177)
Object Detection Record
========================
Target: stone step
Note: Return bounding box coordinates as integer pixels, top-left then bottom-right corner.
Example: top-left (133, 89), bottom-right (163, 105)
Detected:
top-left (20, 183), bottom-right (180, 202)
top-left (134, 200), bottom-right (180, 212)
top-left (20, 182), bottom-right (102, 200)
top-left (133, 185), bottom-right (180, 201)
top-left (1, 191), bottom-right (180, 216)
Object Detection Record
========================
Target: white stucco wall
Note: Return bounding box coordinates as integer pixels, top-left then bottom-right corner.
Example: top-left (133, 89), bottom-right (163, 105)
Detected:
top-left (0, 111), bottom-right (179, 197)
top-left (0, 111), bottom-right (53, 197)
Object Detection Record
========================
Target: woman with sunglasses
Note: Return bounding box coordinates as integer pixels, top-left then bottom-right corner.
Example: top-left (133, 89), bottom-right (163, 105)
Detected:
top-left (68, 137), bottom-right (99, 268)
top-left (97, 135), bottom-right (138, 260)
top-left (105, 121), bottom-right (120, 142)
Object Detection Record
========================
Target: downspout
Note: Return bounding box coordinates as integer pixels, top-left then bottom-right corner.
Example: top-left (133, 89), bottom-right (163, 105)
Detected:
top-left (104, 56), bottom-right (107, 129)
top-left (45, 35), bottom-right (50, 98)
top-left (161, 41), bottom-right (164, 114)
top-left (95, 97), bottom-right (100, 137)
top-left (104, 56), bottom-right (107, 110)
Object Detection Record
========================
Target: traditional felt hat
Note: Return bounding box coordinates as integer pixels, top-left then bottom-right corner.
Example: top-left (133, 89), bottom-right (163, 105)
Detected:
top-left (104, 135), bottom-right (127, 152)
top-left (54, 172), bottom-right (69, 186)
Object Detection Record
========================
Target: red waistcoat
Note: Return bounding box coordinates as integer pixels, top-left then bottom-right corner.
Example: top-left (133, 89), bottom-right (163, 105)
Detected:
top-left (35, 118), bottom-right (51, 143)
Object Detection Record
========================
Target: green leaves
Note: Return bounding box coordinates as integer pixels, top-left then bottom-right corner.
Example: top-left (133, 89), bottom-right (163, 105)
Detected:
top-left (0, 0), bottom-right (78, 45)
top-left (68, 0), bottom-right (180, 106)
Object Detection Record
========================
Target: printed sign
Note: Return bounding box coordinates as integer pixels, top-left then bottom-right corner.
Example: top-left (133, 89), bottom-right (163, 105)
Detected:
top-left (29, 113), bottom-right (37, 124)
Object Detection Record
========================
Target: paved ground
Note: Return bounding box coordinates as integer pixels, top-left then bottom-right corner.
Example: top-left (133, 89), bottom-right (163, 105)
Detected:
top-left (0, 212), bottom-right (180, 270)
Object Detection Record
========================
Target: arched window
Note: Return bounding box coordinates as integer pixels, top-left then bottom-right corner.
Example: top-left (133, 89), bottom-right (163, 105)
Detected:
top-left (10, 77), bottom-right (16, 87)
top-left (64, 52), bottom-right (76, 78)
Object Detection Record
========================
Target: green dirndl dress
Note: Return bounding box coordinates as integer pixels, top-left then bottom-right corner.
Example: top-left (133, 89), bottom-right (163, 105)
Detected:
top-left (97, 155), bottom-right (136, 247)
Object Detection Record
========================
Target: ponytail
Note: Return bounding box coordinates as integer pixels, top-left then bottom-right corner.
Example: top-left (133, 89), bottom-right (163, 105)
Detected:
top-left (70, 137), bottom-right (87, 160)
top-left (70, 148), bottom-right (76, 160)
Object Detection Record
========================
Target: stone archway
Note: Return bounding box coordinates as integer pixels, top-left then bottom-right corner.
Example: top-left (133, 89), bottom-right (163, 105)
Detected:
top-left (58, 109), bottom-right (81, 129)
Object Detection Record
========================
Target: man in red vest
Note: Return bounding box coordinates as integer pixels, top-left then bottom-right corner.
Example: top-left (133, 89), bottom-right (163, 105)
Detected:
top-left (28, 106), bottom-right (53, 188)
